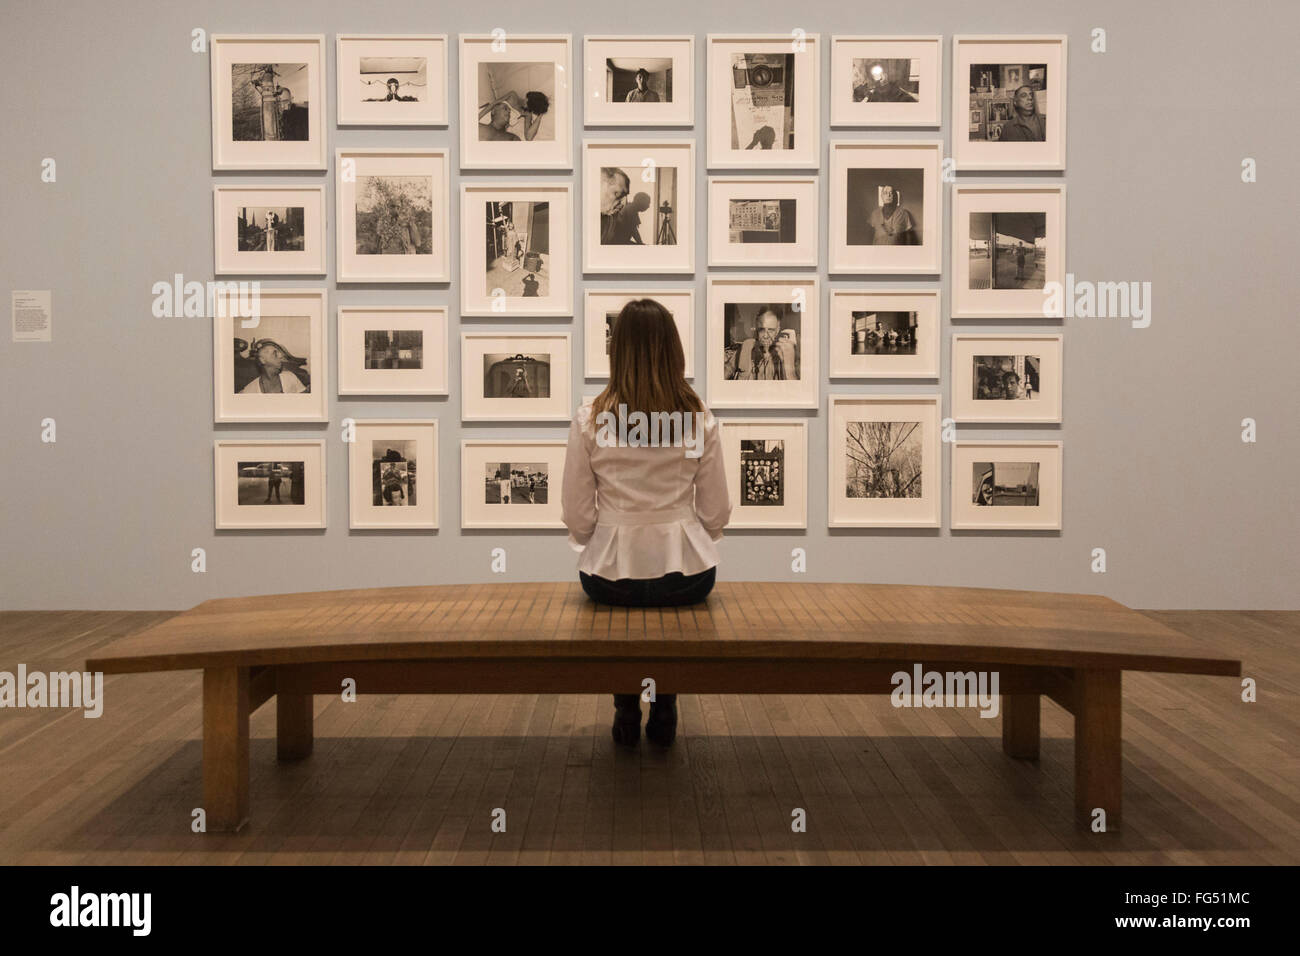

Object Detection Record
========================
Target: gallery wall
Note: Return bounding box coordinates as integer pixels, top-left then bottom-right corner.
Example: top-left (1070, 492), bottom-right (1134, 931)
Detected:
top-left (1, 0), bottom-right (1297, 610)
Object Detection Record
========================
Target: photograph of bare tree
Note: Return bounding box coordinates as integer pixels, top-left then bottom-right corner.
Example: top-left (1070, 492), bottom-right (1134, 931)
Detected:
top-left (844, 420), bottom-right (923, 498)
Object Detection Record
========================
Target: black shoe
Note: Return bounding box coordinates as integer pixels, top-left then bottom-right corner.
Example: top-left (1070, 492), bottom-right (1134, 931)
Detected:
top-left (612, 694), bottom-right (641, 747)
top-left (644, 695), bottom-right (678, 747)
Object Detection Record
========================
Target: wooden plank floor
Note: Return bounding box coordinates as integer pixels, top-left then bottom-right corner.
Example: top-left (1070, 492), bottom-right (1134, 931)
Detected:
top-left (0, 609), bottom-right (1295, 865)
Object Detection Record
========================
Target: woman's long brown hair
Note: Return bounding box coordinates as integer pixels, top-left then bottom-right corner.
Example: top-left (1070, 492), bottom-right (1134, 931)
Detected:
top-left (589, 298), bottom-right (704, 428)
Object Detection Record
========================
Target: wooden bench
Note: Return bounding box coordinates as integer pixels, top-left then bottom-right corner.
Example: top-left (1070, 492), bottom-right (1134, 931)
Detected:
top-left (86, 582), bottom-right (1241, 833)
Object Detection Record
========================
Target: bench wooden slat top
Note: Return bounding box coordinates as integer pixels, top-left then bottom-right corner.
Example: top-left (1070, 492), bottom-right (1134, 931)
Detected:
top-left (86, 582), bottom-right (1241, 677)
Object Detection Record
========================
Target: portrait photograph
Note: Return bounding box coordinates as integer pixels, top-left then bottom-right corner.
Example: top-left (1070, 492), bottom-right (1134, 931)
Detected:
top-left (706, 34), bottom-right (820, 169)
top-left (828, 288), bottom-right (940, 379)
top-left (950, 440), bottom-right (1063, 531)
top-left (212, 287), bottom-right (327, 423)
top-left (461, 440), bottom-right (567, 529)
top-left (829, 36), bottom-right (941, 127)
top-left (707, 175), bottom-right (818, 267)
top-left (950, 333), bottom-right (1063, 423)
top-left (335, 148), bottom-right (449, 283)
top-left (214, 439), bottom-right (326, 530)
top-left (584, 36), bottom-right (694, 127)
top-left (829, 140), bottom-right (942, 274)
top-left (706, 276), bottom-right (819, 409)
top-left (210, 35), bottom-right (326, 170)
top-left (952, 36), bottom-right (1067, 170)
top-left (718, 419), bottom-right (808, 529)
top-left (337, 306), bottom-right (448, 396)
top-left (212, 185), bottom-right (325, 276)
top-left (951, 184), bottom-right (1066, 318)
top-left (827, 394), bottom-right (941, 528)
top-left (336, 35), bottom-right (448, 126)
top-left (348, 420), bottom-right (438, 530)
top-left (460, 182), bottom-right (573, 316)
top-left (583, 289), bottom-right (694, 379)
top-left (459, 35), bottom-right (572, 169)
top-left (461, 332), bottom-right (571, 422)
top-left (582, 140), bottom-right (694, 274)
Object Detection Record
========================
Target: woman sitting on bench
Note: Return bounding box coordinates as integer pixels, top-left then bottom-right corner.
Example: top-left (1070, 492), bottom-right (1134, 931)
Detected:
top-left (561, 298), bottom-right (733, 748)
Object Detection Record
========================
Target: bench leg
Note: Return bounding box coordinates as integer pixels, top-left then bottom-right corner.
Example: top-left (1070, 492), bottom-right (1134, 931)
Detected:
top-left (277, 692), bottom-right (314, 761)
top-left (1001, 693), bottom-right (1040, 759)
top-left (1074, 668), bottom-right (1122, 831)
top-left (203, 666), bottom-right (250, 833)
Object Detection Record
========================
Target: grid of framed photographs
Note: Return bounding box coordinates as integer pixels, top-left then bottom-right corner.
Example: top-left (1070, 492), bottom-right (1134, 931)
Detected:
top-left (205, 31), bottom-right (1067, 536)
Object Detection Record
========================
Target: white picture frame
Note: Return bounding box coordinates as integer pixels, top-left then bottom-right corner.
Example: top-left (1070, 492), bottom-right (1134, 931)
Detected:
top-left (828, 288), bottom-right (940, 379)
top-left (210, 35), bottom-right (327, 171)
top-left (706, 275), bottom-right (819, 409)
top-left (827, 394), bottom-right (942, 529)
top-left (582, 139), bottom-right (696, 274)
top-left (583, 35), bottom-right (695, 127)
top-left (212, 287), bottom-right (327, 423)
top-left (335, 34), bottom-right (448, 126)
top-left (335, 148), bottom-right (450, 283)
top-left (953, 35), bottom-right (1067, 171)
top-left (348, 419), bottom-right (439, 530)
top-left (461, 439), bottom-right (567, 529)
top-left (583, 289), bottom-right (695, 379)
top-left (950, 333), bottom-right (1063, 423)
top-left (212, 185), bottom-right (326, 276)
top-left (706, 33), bottom-right (821, 169)
top-left (214, 439), bottom-right (326, 530)
top-left (337, 305), bottom-right (449, 397)
top-left (951, 183), bottom-right (1066, 319)
top-left (951, 440), bottom-right (1063, 531)
top-left (459, 34), bottom-right (573, 170)
top-left (829, 35), bottom-right (942, 128)
top-left (707, 175), bottom-right (818, 268)
top-left (460, 181), bottom-right (574, 317)
top-left (461, 332), bottom-right (572, 422)
top-left (828, 139), bottom-right (942, 275)
top-left (718, 418), bottom-right (808, 529)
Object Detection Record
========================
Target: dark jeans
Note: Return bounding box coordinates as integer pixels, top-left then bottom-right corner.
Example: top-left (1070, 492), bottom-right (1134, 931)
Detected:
top-left (580, 566), bottom-right (716, 716)
top-left (579, 565), bottom-right (716, 608)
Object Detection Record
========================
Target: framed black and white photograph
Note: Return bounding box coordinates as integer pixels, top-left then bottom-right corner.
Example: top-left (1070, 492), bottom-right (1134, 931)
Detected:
top-left (583, 289), bottom-right (694, 379)
top-left (950, 333), bottom-right (1063, 423)
top-left (460, 182), bottom-right (574, 317)
top-left (212, 185), bottom-right (325, 276)
top-left (461, 439), bottom-right (567, 529)
top-left (212, 287), bottom-right (327, 423)
top-left (706, 276), bottom-right (819, 409)
top-left (707, 175), bottom-right (818, 268)
top-left (706, 34), bottom-right (820, 169)
top-left (829, 35), bottom-right (941, 127)
top-left (582, 140), bottom-right (695, 274)
top-left (828, 288), bottom-right (940, 379)
top-left (337, 305), bottom-right (448, 397)
top-left (459, 34), bottom-right (572, 170)
top-left (952, 184), bottom-right (1066, 319)
top-left (210, 35), bottom-right (326, 170)
top-left (953, 35), bottom-right (1067, 171)
top-left (829, 140), bottom-right (942, 275)
top-left (718, 419), bottom-right (808, 529)
top-left (827, 394), bottom-right (942, 529)
top-left (584, 35), bottom-right (694, 127)
top-left (348, 419), bottom-right (438, 530)
top-left (461, 332), bottom-right (572, 422)
top-left (214, 439), bottom-right (326, 530)
top-left (336, 35), bottom-right (448, 127)
top-left (951, 440), bottom-right (1063, 531)
top-left (335, 148), bottom-right (449, 283)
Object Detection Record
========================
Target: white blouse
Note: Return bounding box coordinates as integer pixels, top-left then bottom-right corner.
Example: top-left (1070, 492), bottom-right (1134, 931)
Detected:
top-left (561, 402), bottom-right (732, 580)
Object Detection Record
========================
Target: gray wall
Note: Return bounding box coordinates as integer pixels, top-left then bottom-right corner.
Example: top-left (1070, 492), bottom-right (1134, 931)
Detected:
top-left (2, 0), bottom-right (1297, 611)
